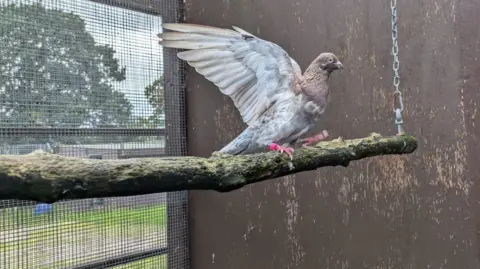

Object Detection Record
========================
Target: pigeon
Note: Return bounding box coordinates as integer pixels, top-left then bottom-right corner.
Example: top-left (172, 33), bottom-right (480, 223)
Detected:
top-left (158, 23), bottom-right (343, 159)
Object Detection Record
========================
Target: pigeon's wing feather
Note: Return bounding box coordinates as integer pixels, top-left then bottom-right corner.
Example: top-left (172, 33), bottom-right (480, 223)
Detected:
top-left (158, 23), bottom-right (300, 126)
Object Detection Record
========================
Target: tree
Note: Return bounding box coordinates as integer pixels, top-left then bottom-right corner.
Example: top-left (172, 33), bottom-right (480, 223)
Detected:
top-left (0, 134), bottom-right (418, 203)
top-left (137, 76), bottom-right (165, 128)
top-left (0, 3), bottom-right (132, 143)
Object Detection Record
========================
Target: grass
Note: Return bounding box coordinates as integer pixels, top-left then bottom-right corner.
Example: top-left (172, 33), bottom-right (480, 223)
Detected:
top-left (1, 204), bottom-right (167, 231)
top-left (0, 204), bottom-right (168, 268)
top-left (111, 254), bottom-right (167, 269)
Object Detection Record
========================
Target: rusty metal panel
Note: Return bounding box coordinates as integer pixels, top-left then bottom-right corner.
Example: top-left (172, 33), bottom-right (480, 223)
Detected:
top-left (185, 0), bottom-right (480, 268)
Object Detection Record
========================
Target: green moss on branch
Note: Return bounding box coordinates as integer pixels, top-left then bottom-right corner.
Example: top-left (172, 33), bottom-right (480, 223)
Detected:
top-left (0, 133), bottom-right (417, 203)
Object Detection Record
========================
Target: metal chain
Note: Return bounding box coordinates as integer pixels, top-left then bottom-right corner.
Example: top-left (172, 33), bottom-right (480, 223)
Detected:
top-left (391, 0), bottom-right (404, 134)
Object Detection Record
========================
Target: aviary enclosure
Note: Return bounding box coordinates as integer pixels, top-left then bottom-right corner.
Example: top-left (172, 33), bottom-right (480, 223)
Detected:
top-left (0, 0), bottom-right (476, 269)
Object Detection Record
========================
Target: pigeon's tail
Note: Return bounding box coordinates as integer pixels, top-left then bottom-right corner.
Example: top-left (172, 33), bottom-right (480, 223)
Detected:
top-left (217, 128), bottom-right (257, 155)
top-left (157, 23), bottom-right (254, 51)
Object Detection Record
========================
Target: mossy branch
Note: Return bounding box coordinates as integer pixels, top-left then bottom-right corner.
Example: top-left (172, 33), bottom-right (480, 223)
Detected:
top-left (0, 133), bottom-right (417, 203)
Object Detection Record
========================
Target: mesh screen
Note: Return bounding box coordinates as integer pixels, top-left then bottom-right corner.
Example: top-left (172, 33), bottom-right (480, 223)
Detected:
top-left (0, 0), bottom-right (188, 268)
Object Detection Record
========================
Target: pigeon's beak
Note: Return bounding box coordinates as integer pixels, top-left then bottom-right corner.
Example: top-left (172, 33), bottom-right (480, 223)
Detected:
top-left (336, 61), bottom-right (344, 70)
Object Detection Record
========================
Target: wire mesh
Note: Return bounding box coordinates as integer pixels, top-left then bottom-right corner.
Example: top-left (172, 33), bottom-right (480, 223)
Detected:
top-left (160, 1), bottom-right (189, 269)
top-left (0, 0), bottom-right (188, 268)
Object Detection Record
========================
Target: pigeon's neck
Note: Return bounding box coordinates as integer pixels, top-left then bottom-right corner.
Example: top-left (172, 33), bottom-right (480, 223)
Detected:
top-left (300, 65), bottom-right (330, 104)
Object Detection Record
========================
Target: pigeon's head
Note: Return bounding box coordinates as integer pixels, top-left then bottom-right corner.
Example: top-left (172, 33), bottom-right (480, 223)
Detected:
top-left (316, 52), bottom-right (344, 73)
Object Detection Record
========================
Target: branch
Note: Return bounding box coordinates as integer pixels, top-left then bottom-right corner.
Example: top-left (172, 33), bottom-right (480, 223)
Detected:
top-left (0, 133), bottom-right (417, 203)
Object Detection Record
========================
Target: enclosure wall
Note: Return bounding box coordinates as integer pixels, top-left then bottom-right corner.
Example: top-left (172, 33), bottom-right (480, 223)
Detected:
top-left (185, 0), bottom-right (480, 268)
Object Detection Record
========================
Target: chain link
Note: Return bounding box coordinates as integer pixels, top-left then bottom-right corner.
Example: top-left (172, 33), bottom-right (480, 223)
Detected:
top-left (391, 0), bottom-right (404, 135)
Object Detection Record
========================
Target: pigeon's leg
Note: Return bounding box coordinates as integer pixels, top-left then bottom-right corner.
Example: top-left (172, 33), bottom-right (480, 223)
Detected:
top-left (299, 130), bottom-right (329, 147)
top-left (269, 143), bottom-right (294, 160)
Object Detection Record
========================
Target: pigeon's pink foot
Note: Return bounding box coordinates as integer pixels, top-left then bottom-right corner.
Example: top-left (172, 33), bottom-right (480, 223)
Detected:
top-left (269, 143), bottom-right (294, 160)
top-left (300, 130), bottom-right (329, 147)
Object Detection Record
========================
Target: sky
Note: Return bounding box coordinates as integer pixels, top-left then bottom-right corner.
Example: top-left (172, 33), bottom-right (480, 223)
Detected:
top-left (1, 0), bottom-right (164, 118)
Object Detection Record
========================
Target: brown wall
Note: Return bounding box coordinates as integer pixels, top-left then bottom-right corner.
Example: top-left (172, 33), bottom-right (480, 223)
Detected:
top-left (185, 0), bottom-right (480, 268)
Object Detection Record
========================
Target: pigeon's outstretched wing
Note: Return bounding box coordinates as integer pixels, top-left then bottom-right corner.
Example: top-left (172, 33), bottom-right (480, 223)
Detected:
top-left (158, 23), bottom-right (302, 126)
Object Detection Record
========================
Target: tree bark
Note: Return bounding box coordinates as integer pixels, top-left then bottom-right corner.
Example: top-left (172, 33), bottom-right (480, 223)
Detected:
top-left (0, 133), bottom-right (417, 203)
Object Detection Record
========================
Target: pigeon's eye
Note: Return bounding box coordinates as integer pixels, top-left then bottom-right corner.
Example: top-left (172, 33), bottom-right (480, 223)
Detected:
top-left (328, 58), bottom-right (333, 63)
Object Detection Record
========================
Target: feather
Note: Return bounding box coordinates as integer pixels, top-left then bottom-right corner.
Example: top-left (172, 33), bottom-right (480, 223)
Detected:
top-left (231, 26), bottom-right (256, 37)
top-left (178, 49), bottom-right (233, 62)
top-left (162, 23), bottom-right (240, 36)
top-left (158, 23), bottom-right (343, 157)
top-left (159, 22), bottom-right (298, 126)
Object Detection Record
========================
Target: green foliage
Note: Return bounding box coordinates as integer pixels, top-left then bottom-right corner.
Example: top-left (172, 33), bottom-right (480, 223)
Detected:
top-left (0, 3), bottom-right (132, 142)
top-left (137, 76), bottom-right (165, 128)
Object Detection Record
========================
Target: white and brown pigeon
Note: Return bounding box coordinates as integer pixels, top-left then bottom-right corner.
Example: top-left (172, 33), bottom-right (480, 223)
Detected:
top-left (158, 23), bottom-right (343, 159)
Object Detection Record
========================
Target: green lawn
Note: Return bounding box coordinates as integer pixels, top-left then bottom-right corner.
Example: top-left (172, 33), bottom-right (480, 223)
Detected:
top-left (0, 204), bottom-right (168, 268)
top-left (111, 255), bottom-right (167, 269)
top-left (1, 204), bottom-right (167, 231)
